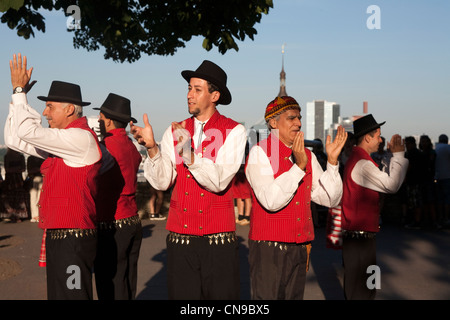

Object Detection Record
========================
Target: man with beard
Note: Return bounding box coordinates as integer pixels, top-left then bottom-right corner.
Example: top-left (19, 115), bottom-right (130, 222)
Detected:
top-left (131, 60), bottom-right (247, 299)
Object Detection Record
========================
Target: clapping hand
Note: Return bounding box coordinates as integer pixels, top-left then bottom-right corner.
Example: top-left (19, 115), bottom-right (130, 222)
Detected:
top-left (325, 125), bottom-right (347, 165)
top-left (130, 114), bottom-right (157, 154)
top-left (387, 134), bottom-right (405, 153)
top-left (292, 131), bottom-right (308, 171)
top-left (10, 53), bottom-right (36, 93)
top-left (172, 121), bottom-right (194, 165)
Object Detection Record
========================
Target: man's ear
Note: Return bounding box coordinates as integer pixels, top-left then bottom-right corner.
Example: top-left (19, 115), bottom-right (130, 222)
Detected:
top-left (65, 104), bottom-right (75, 117)
top-left (269, 118), bottom-right (278, 130)
top-left (211, 91), bottom-right (220, 104)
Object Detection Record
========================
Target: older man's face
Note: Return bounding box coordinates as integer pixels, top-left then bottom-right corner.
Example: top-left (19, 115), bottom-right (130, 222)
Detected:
top-left (270, 109), bottom-right (302, 146)
top-left (42, 101), bottom-right (71, 129)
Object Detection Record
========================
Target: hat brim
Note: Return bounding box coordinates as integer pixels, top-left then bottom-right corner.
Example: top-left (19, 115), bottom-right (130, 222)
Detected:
top-left (354, 121), bottom-right (386, 138)
top-left (37, 95), bottom-right (91, 106)
top-left (181, 70), bottom-right (232, 105)
top-left (94, 107), bottom-right (137, 123)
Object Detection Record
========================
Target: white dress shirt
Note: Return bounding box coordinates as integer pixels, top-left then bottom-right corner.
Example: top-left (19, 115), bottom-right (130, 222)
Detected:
top-left (351, 151), bottom-right (408, 193)
top-left (144, 121), bottom-right (247, 193)
top-left (4, 93), bottom-right (101, 167)
top-left (245, 145), bottom-right (343, 212)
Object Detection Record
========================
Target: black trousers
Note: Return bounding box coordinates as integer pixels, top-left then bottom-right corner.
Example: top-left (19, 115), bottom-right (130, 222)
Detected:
top-left (45, 229), bottom-right (97, 300)
top-left (166, 234), bottom-right (240, 300)
top-left (248, 240), bottom-right (310, 300)
top-left (94, 221), bottom-right (142, 300)
top-left (342, 235), bottom-right (377, 300)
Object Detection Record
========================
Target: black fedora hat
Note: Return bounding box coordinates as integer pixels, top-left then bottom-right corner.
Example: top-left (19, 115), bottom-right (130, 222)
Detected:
top-left (37, 80), bottom-right (90, 106)
top-left (353, 114), bottom-right (386, 138)
top-left (181, 60), bottom-right (232, 105)
top-left (94, 93), bottom-right (137, 123)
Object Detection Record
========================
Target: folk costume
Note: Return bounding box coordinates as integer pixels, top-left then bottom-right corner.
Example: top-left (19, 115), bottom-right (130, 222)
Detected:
top-left (143, 61), bottom-right (247, 299)
top-left (245, 96), bottom-right (343, 300)
top-left (94, 93), bottom-right (143, 300)
top-left (341, 114), bottom-right (408, 300)
top-left (5, 81), bottom-right (101, 299)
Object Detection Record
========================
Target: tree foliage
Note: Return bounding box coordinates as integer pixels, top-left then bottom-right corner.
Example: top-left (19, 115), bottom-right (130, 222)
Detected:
top-left (1, 0), bottom-right (273, 63)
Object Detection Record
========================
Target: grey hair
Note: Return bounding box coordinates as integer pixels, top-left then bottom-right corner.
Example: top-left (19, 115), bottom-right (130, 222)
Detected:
top-left (63, 103), bottom-right (83, 118)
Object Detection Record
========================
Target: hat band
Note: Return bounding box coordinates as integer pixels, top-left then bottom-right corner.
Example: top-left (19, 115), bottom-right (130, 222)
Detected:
top-left (100, 106), bottom-right (133, 121)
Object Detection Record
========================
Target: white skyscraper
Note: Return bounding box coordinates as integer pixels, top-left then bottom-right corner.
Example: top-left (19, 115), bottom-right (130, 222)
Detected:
top-left (305, 100), bottom-right (340, 142)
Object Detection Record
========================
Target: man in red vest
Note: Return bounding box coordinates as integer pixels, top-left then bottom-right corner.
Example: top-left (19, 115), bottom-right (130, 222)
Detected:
top-left (245, 96), bottom-right (347, 299)
top-left (6, 53), bottom-right (102, 299)
top-left (93, 93), bottom-right (143, 299)
top-left (130, 60), bottom-right (247, 299)
top-left (341, 114), bottom-right (408, 299)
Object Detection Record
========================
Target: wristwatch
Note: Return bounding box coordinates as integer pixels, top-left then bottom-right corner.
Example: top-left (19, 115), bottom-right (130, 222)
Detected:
top-left (13, 86), bottom-right (24, 94)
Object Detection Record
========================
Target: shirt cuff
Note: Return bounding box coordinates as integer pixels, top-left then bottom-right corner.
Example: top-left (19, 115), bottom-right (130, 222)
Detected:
top-left (289, 162), bottom-right (306, 180)
top-left (11, 92), bottom-right (28, 106)
top-left (392, 151), bottom-right (405, 158)
top-left (147, 147), bottom-right (161, 164)
top-left (326, 161), bottom-right (339, 173)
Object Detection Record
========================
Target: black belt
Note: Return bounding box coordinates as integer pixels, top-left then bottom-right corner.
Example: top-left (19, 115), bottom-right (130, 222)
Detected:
top-left (97, 215), bottom-right (141, 230)
top-left (251, 239), bottom-right (311, 251)
top-left (342, 230), bottom-right (377, 239)
top-left (168, 231), bottom-right (236, 245)
top-left (47, 228), bottom-right (97, 240)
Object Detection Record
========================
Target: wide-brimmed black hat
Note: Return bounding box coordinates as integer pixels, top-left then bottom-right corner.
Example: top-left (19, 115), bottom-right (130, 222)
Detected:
top-left (181, 60), bottom-right (232, 105)
top-left (94, 93), bottom-right (137, 123)
top-left (37, 80), bottom-right (90, 106)
top-left (353, 114), bottom-right (386, 138)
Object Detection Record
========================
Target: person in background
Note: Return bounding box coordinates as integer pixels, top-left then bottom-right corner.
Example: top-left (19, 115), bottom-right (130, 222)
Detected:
top-left (94, 93), bottom-right (143, 300)
top-left (435, 134), bottom-right (450, 227)
top-left (1, 148), bottom-right (27, 222)
top-left (26, 155), bottom-right (45, 222)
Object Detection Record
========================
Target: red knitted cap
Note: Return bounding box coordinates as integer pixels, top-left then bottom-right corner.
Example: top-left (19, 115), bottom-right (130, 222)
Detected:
top-left (265, 96), bottom-right (300, 122)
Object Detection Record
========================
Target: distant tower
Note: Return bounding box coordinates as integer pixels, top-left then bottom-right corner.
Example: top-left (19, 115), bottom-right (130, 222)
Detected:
top-left (278, 44), bottom-right (287, 97)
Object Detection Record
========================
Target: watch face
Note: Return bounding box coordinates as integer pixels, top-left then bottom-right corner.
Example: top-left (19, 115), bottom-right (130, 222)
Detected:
top-left (15, 87), bottom-right (23, 93)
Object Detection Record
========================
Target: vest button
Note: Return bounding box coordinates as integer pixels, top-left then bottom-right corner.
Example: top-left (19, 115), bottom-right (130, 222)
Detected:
top-left (184, 224), bottom-right (188, 228)
top-left (199, 210), bottom-right (203, 213)
top-left (186, 174), bottom-right (191, 178)
top-left (295, 201), bottom-right (299, 205)
top-left (185, 192), bottom-right (189, 195)
top-left (297, 233), bottom-right (301, 237)
top-left (183, 208), bottom-right (187, 211)
top-left (199, 226), bottom-right (203, 229)
top-left (200, 193), bottom-right (204, 197)
top-left (297, 217), bottom-right (301, 221)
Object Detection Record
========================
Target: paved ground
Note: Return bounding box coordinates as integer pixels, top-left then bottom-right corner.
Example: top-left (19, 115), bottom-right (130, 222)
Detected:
top-left (0, 217), bottom-right (449, 300)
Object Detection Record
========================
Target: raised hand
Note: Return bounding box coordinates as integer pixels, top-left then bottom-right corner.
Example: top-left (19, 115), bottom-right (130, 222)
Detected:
top-left (325, 125), bottom-right (347, 165)
top-left (10, 53), bottom-right (33, 91)
top-left (387, 134), bottom-right (405, 153)
top-left (130, 113), bottom-right (157, 153)
top-left (292, 131), bottom-right (308, 171)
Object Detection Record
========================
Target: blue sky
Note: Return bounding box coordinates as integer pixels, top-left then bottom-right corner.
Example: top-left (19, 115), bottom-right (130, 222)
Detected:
top-left (1, 0), bottom-right (449, 145)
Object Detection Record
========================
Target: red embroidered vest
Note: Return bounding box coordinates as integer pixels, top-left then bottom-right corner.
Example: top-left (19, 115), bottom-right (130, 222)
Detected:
top-left (166, 111), bottom-right (239, 235)
top-left (38, 117), bottom-right (101, 230)
top-left (342, 146), bottom-right (380, 233)
top-left (248, 134), bottom-right (314, 243)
